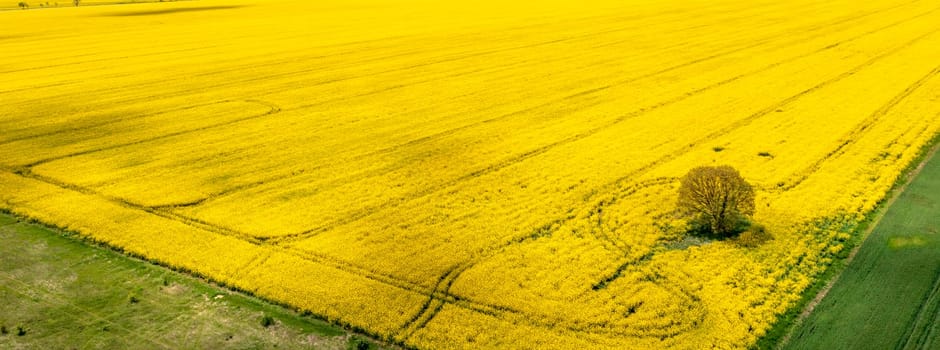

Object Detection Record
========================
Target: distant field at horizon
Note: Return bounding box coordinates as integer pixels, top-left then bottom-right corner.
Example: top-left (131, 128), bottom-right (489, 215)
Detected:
top-left (2, 0), bottom-right (939, 348)
top-left (0, 1), bottom-right (177, 10)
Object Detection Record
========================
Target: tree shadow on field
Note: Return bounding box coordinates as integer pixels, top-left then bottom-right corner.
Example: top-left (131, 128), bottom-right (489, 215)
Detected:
top-left (98, 5), bottom-right (245, 17)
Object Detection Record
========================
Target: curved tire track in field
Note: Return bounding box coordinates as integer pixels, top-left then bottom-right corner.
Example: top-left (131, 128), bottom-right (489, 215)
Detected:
top-left (588, 177), bottom-right (678, 253)
top-left (400, 178), bottom-right (693, 340)
top-left (393, 264), bottom-right (468, 341)
top-left (393, 215), bottom-right (571, 340)
top-left (2, 167), bottom-right (681, 340)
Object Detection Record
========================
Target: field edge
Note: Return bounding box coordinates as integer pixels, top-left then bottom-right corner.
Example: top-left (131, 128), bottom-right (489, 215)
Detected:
top-left (756, 130), bottom-right (940, 349)
top-left (0, 208), bottom-right (401, 350)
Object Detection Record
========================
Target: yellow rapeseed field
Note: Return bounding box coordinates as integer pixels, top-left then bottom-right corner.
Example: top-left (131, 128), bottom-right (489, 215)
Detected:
top-left (2, 0), bottom-right (940, 348)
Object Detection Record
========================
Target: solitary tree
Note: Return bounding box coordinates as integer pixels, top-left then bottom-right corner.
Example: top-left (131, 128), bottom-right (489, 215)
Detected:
top-left (677, 165), bottom-right (755, 237)
top-left (18, 1), bottom-right (29, 9)
top-left (73, 0), bottom-right (79, 6)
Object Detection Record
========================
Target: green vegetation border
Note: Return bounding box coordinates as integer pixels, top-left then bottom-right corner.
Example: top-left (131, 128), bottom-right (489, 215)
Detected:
top-left (755, 131), bottom-right (940, 349)
top-left (0, 208), bottom-right (397, 349)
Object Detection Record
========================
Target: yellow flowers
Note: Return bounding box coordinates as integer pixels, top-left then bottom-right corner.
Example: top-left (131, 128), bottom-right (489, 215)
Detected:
top-left (2, 0), bottom-right (940, 348)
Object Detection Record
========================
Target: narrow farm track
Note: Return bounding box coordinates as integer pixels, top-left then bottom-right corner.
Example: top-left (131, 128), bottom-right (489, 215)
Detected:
top-left (3, 0), bottom-right (940, 348)
top-left (899, 271), bottom-right (940, 350)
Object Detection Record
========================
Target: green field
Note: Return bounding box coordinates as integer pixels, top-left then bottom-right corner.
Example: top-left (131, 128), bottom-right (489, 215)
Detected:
top-left (784, 147), bottom-right (940, 350)
top-left (0, 212), bottom-right (383, 350)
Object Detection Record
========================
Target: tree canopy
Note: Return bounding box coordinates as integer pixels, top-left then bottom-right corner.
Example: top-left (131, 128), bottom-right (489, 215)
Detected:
top-left (677, 165), bottom-right (755, 237)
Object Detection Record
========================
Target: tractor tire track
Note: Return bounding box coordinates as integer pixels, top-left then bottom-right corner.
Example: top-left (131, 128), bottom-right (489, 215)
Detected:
top-left (0, 42), bottom-right (230, 77)
top-left (396, 196), bottom-right (698, 340)
top-left (0, 30), bottom-right (423, 94)
top-left (899, 268), bottom-right (940, 350)
top-left (0, 99), bottom-right (267, 146)
top-left (21, 99), bottom-right (280, 169)
top-left (588, 177), bottom-right (678, 254)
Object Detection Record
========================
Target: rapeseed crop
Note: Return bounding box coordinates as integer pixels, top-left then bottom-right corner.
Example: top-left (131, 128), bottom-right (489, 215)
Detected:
top-left (2, 0), bottom-right (939, 348)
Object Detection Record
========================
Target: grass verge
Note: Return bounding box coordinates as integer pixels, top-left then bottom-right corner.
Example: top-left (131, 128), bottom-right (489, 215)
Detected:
top-left (0, 212), bottom-right (387, 350)
top-left (782, 137), bottom-right (940, 349)
top-left (756, 133), bottom-right (940, 349)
